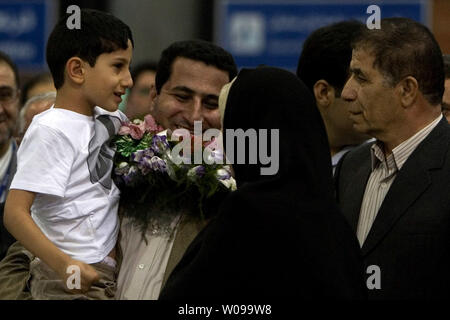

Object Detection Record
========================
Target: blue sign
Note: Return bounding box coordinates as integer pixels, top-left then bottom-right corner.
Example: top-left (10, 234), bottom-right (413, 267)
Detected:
top-left (0, 0), bottom-right (55, 70)
top-left (215, 0), bottom-right (429, 72)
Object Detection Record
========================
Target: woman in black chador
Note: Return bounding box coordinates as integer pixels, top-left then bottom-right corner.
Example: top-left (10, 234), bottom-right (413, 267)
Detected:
top-left (159, 67), bottom-right (366, 300)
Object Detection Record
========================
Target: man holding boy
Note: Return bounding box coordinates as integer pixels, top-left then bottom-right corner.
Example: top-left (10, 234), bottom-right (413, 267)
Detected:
top-left (116, 40), bottom-right (237, 299)
top-left (2, 9), bottom-right (133, 300)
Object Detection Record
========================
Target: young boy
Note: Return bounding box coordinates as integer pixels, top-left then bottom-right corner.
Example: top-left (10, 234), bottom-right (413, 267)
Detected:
top-left (3, 9), bottom-right (133, 300)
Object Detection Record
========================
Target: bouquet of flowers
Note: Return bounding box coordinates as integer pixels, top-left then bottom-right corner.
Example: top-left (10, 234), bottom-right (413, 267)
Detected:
top-left (113, 114), bottom-right (236, 236)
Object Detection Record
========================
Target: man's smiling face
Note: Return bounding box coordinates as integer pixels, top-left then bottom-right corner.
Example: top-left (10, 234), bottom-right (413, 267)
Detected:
top-left (150, 57), bottom-right (230, 134)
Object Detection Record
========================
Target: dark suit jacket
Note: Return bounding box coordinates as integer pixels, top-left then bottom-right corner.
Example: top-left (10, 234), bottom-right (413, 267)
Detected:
top-left (335, 118), bottom-right (450, 299)
top-left (0, 142), bottom-right (17, 260)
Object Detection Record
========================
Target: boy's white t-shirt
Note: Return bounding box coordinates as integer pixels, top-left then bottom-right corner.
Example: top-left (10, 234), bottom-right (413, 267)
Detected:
top-left (11, 106), bottom-right (127, 264)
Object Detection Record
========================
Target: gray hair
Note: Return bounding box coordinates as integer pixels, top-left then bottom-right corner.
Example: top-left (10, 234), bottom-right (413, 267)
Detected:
top-left (19, 91), bottom-right (56, 134)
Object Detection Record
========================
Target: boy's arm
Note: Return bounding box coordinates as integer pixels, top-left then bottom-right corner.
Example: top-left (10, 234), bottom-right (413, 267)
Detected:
top-left (3, 189), bottom-right (100, 292)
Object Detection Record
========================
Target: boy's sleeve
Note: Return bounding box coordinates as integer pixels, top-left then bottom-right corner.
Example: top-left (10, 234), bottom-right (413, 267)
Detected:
top-left (10, 124), bottom-right (76, 197)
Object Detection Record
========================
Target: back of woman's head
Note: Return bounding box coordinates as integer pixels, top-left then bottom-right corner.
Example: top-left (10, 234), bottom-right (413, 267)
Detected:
top-left (222, 66), bottom-right (334, 200)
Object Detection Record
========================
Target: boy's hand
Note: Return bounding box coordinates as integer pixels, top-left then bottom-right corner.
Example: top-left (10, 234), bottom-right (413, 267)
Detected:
top-left (61, 259), bottom-right (100, 293)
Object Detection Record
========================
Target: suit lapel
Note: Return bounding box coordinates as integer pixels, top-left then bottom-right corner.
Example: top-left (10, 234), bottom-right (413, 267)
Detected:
top-left (361, 163), bottom-right (431, 256)
top-left (361, 118), bottom-right (450, 256)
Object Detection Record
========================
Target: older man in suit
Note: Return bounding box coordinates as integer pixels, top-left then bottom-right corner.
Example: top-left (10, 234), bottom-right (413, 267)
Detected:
top-left (0, 51), bottom-right (19, 261)
top-left (335, 18), bottom-right (450, 299)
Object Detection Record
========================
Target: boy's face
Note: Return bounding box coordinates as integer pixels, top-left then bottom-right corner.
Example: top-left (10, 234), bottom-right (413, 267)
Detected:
top-left (83, 39), bottom-right (133, 112)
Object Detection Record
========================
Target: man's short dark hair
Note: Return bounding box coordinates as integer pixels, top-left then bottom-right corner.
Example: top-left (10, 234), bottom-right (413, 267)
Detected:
top-left (352, 17), bottom-right (444, 106)
top-left (443, 54), bottom-right (450, 79)
top-left (155, 40), bottom-right (237, 93)
top-left (0, 51), bottom-right (20, 89)
top-left (46, 9), bottom-right (134, 89)
top-left (296, 20), bottom-right (364, 96)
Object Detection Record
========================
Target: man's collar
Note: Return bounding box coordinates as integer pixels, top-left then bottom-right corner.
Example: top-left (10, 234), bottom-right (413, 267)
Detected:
top-left (370, 114), bottom-right (443, 172)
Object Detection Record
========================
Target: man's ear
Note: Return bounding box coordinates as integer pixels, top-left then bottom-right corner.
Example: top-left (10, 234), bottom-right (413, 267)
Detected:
top-left (65, 57), bottom-right (85, 85)
top-left (149, 84), bottom-right (158, 113)
top-left (397, 76), bottom-right (418, 108)
top-left (313, 80), bottom-right (335, 109)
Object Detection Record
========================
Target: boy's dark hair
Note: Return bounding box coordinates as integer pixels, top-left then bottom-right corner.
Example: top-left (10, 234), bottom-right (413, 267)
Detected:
top-left (46, 9), bottom-right (134, 89)
top-left (0, 51), bottom-right (20, 89)
top-left (155, 40), bottom-right (237, 93)
top-left (352, 17), bottom-right (444, 106)
top-left (296, 20), bottom-right (364, 96)
top-left (444, 54), bottom-right (450, 79)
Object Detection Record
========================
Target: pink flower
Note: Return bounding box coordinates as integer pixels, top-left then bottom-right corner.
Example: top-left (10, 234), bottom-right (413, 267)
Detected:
top-left (118, 121), bottom-right (146, 139)
top-left (129, 123), bottom-right (146, 139)
top-left (118, 124), bottom-right (131, 135)
top-left (144, 114), bottom-right (164, 133)
top-left (118, 116), bottom-right (163, 140)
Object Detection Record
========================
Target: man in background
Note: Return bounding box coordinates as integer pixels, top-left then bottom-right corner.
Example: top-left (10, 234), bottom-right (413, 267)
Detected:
top-left (442, 54), bottom-right (450, 122)
top-left (20, 72), bottom-right (55, 107)
top-left (297, 20), bottom-right (370, 173)
top-left (0, 51), bottom-right (20, 260)
top-left (17, 92), bottom-right (56, 144)
top-left (124, 61), bottom-right (157, 119)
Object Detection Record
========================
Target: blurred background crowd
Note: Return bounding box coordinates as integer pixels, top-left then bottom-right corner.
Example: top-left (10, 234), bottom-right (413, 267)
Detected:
top-left (1, 0), bottom-right (449, 107)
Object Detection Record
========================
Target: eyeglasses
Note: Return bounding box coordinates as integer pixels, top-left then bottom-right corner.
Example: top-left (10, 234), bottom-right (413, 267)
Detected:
top-left (0, 86), bottom-right (18, 105)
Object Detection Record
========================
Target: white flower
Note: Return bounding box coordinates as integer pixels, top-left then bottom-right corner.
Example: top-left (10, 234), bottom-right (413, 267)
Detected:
top-left (115, 162), bottom-right (130, 176)
top-left (118, 162), bottom-right (128, 169)
top-left (132, 118), bottom-right (144, 125)
top-left (220, 177), bottom-right (237, 191)
top-left (216, 168), bottom-right (231, 180)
